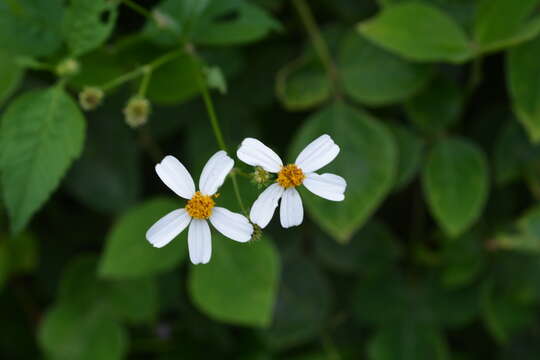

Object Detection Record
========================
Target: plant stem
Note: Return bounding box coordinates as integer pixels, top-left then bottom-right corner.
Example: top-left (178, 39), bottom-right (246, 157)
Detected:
top-left (138, 66), bottom-right (152, 97)
top-left (292, 0), bottom-right (341, 98)
top-left (121, 0), bottom-right (153, 19)
top-left (102, 67), bottom-right (146, 92)
top-left (191, 49), bottom-right (247, 215)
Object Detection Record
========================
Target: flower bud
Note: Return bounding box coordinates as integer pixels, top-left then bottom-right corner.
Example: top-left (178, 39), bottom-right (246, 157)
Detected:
top-left (123, 97), bottom-right (151, 128)
top-left (78, 87), bottom-right (104, 111)
top-left (56, 58), bottom-right (80, 77)
top-left (251, 166), bottom-right (272, 188)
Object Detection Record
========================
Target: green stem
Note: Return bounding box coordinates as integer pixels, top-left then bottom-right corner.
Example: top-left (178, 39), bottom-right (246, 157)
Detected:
top-left (16, 57), bottom-right (54, 72)
top-left (102, 67), bottom-right (145, 92)
top-left (191, 51), bottom-right (247, 215)
top-left (292, 0), bottom-right (341, 98)
top-left (121, 0), bottom-right (153, 18)
top-left (138, 66), bottom-right (152, 97)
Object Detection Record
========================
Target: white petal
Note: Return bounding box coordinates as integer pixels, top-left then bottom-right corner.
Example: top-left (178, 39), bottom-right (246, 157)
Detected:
top-left (199, 150), bottom-right (234, 195)
top-left (155, 155), bottom-right (196, 199)
top-left (188, 219), bottom-right (212, 265)
top-left (295, 134), bottom-right (340, 173)
top-left (146, 209), bottom-right (191, 248)
top-left (303, 173), bottom-right (346, 201)
top-left (237, 138), bottom-right (283, 173)
top-left (280, 187), bottom-right (304, 228)
top-left (249, 183), bottom-right (284, 228)
top-left (210, 207), bottom-right (253, 243)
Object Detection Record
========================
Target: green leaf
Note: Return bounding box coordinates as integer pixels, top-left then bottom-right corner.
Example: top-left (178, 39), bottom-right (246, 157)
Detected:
top-left (339, 31), bottom-right (433, 105)
top-left (404, 76), bottom-right (463, 135)
top-left (0, 86), bottom-right (86, 233)
top-left (63, 0), bottom-right (118, 56)
top-left (422, 138), bottom-right (489, 237)
top-left (388, 124), bottom-right (424, 190)
top-left (191, 0), bottom-right (281, 46)
top-left (39, 302), bottom-right (128, 360)
top-left (99, 197), bottom-right (187, 279)
top-left (439, 231), bottom-right (486, 288)
top-left (146, 55), bottom-right (200, 105)
top-left (189, 235), bottom-right (280, 327)
top-left (261, 251), bottom-right (332, 349)
top-left (474, 0), bottom-right (540, 53)
top-left (315, 220), bottom-right (401, 275)
top-left (0, 232), bottom-right (37, 276)
top-left (290, 103), bottom-right (397, 242)
top-left (507, 34), bottom-right (540, 143)
top-left (494, 206), bottom-right (540, 253)
top-left (65, 106), bottom-right (141, 214)
top-left (69, 48), bottom-right (126, 91)
top-left (358, 2), bottom-right (473, 63)
top-left (0, 50), bottom-right (24, 107)
top-left (276, 57), bottom-right (330, 111)
top-left (0, 0), bottom-right (64, 57)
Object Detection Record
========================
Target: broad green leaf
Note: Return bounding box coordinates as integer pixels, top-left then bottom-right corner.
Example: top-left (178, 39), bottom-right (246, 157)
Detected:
top-left (507, 34), bottom-right (540, 143)
top-left (422, 138), bottom-right (489, 237)
top-left (368, 321), bottom-right (450, 360)
top-left (0, 86), bottom-right (86, 233)
top-left (63, 0), bottom-right (118, 56)
top-left (191, 0), bottom-right (281, 46)
top-left (65, 106), bottom-right (141, 214)
top-left (290, 103), bottom-right (397, 242)
top-left (339, 31), bottom-right (433, 105)
top-left (276, 58), bottom-right (330, 111)
top-left (261, 251), bottom-right (332, 349)
top-left (99, 197), bottom-right (187, 279)
top-left (146, 55), bottom-right (200, 105)
top-left (69, 48), bottom-right (126, 91)
top-left (315, 220), bottom-right (401, 274)
top-left (474, 0), bottom-right (540, 53)
top-left (358, 2), bottom-right (473, 63)
top-left (405, 76), bottom-right (463, 135)
top-left (39, 302), bottom-right (127, 360)
top-left (388, 124), bottom-right (424, 190)
top-left (439, 231), bottom-right (485, 288)
top-left (0, 0), bottom-right (64, 57)
top-left (189, 236), bottom-right (279, 327)
top-left (0, 50), bottom-right (24, 106)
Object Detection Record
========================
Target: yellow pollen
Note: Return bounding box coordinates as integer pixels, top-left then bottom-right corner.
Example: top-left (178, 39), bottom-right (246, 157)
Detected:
top-left (277, 164), bottom-right (305, 188)
top-left (185, 191), bottom-right (215, 219)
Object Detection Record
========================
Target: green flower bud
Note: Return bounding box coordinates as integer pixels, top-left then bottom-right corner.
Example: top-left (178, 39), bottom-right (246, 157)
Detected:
top-left (123, 97), bottom-right (151, 128)
top-left (78, 87), bottom-right (104, 111)
top-left (56, 58), bottom-right (80, 77)
top-left (251, 166), bottom-right (272, 188)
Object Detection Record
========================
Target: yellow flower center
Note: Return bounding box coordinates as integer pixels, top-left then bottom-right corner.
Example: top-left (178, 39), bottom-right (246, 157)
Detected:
top-left (277, 164), bottom-right (305, 188)
top-left (185, 191), bottom-right (215, 219)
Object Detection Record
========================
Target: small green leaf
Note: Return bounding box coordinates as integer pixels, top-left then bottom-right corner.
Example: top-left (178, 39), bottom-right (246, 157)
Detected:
top-left (261, 251), bottom-right (332, 349)
top-left (405, 76), bottom-right (463, 135)
top-left (339, 31), bottom-right (433, 105)
top-left (507, 34), bottom-right (540, 143)
top-left (63, 0), bottom-right (118, 56)
top-left (0, 50), bottom-right (24, 107)
top-left (0, 0), bottom-right (64, 57)
top-left (99, 197), bottom-right (187, 279)
top-left (495, 206), bottom-right (540, 253)
top-left (0, 87), bottom-right (86, 233)
top-left (439, 231), bottom-right (486, 288)
top-left (290, 103), bottom-right (397, 242)
top-left (474, 0), bottom-right (540, 53)
top-left (388, 124), bottom-right (424, 190)
top-left (358, 2), bottom-right (473, 63)
top-left (422, 138), bottom-right (489, 237)
top-left (189, 235), bottom-right (280, 327)
top-left (276, 57), bottom-right (330, 111)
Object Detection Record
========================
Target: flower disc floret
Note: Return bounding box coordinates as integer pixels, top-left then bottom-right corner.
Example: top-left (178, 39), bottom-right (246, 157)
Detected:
top-left (277, 164), bottom-right (305, 188)
top-left (186, 191), bottom-right (215, 219)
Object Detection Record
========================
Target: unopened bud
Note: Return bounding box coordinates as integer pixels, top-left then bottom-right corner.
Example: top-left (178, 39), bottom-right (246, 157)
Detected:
top-left (78, 87), bottom-right (104, 111)
top-left (56, 58), bottom-right (80, 77)
top-left (251, 166), bottom-right (272, 188)
top-left (123, 97), bottom-right (151, 128)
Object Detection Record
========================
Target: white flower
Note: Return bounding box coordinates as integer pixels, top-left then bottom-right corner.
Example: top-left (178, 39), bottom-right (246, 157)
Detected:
top-left (146, 151), bottom-right (254, 265)
top-left (237, 134), bottom-right (346, 229)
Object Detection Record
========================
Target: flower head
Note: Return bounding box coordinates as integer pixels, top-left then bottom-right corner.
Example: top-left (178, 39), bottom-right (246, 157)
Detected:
top-left (124, 97), bottom-right (151, 128)
top-left (79, 87), bottom-right (104, 111)
top-left (146, 151), bottom-right (254, 264)
top-left (237, 134), bottom-right (346, 229)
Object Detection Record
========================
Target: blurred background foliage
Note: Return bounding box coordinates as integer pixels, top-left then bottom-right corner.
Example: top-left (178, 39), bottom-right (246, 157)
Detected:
top-left (2, 0), bottom-right (540, 359)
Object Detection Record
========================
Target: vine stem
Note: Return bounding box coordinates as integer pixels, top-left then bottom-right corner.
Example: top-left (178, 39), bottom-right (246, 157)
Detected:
top-left (292, 0), bottom-right (341, 98)
top-left (191, 48), bottom-right (247, 215)
top-left (121, 0), bottom-right (153, 19)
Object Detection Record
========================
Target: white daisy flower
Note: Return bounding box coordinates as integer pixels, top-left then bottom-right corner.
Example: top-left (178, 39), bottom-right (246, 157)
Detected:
top-left (237, 134), bottom-right (346, 229)
top-left (146, 151), bottom-right (254, 264)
